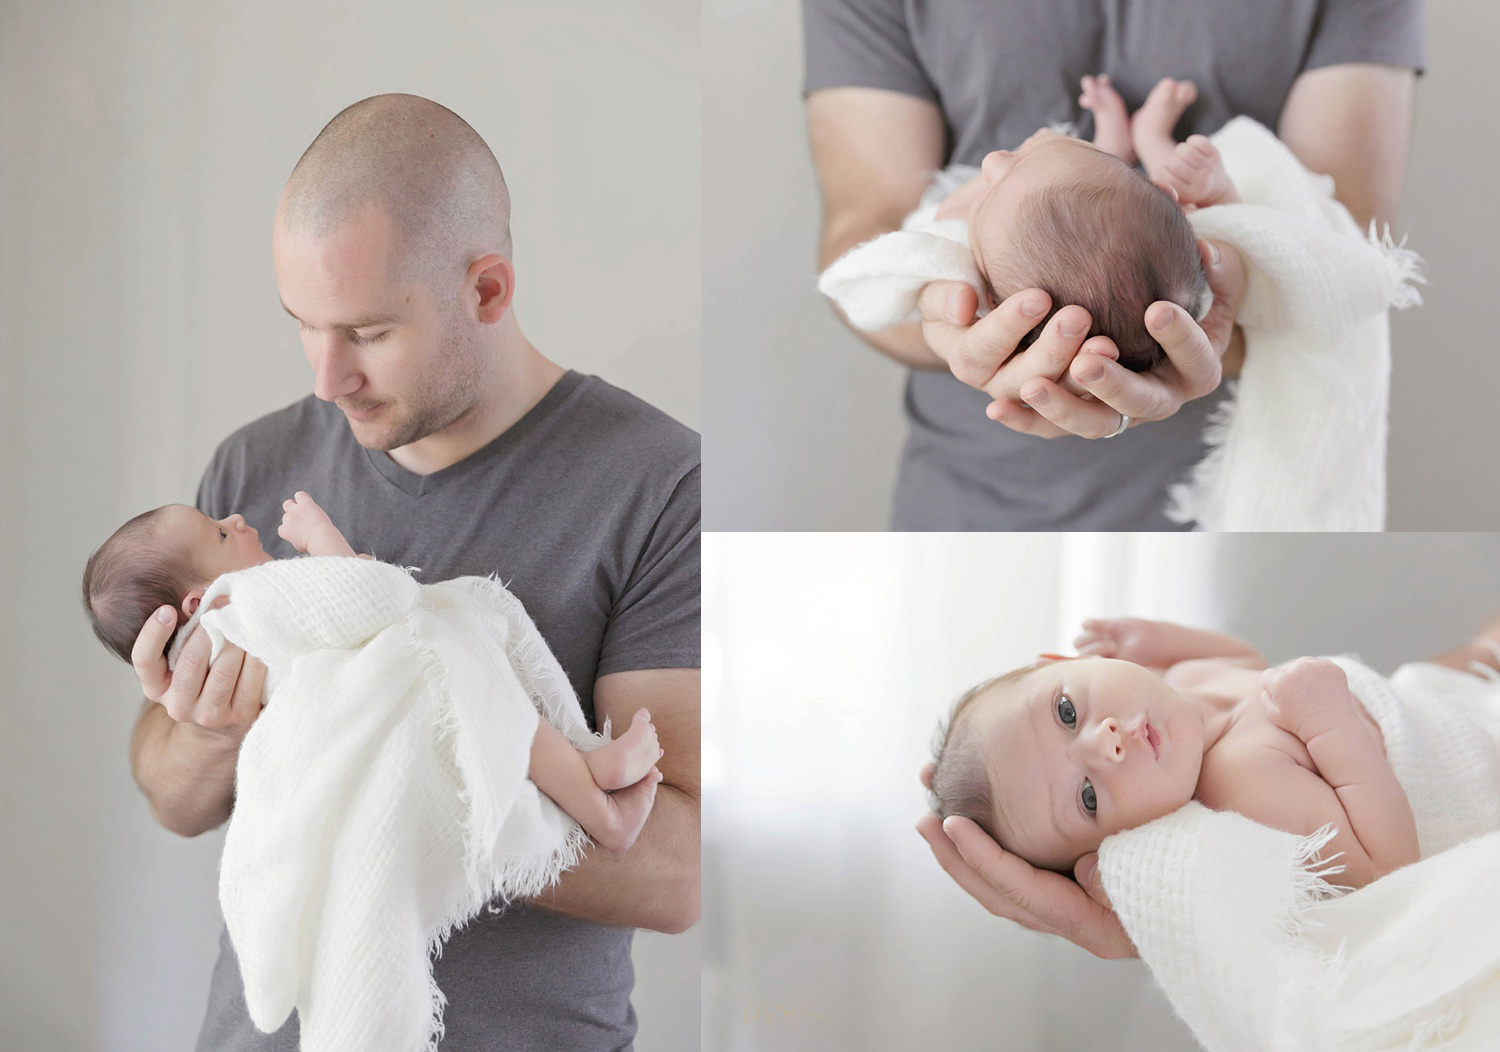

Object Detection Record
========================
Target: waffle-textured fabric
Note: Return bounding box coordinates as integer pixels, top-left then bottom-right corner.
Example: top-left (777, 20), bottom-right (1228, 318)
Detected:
top-left (193, 555), bottom-right (598, 1052)
top-left (817, 118), bottom-right (1422, 531)
top-left (1097, 657), bottom-right (1500, 1051)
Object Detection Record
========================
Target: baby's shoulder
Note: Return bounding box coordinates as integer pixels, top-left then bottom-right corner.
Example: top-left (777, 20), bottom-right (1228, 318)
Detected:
top-left (1196, 716), bottom-right (1312, 812)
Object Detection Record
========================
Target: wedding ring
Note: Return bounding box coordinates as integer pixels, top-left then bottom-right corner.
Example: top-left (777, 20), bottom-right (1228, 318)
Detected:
top-left (1104, 413), bottom-right (1130, 439)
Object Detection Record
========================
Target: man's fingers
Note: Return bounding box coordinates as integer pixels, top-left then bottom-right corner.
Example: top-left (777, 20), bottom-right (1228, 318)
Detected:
top-left (1074, 853), bottom-right (1116, 911)
top-left (161, 626), bottom-right (212, 721)
top-left (945, 815), bottom-right (1135, 959)
top-left (981, 303), bottom-right (1091, 401)
top-left (1016, 378), bottom-right (1128, 440)
top-left (198, 644), bottom-right (247, 725)
top-left (131, 605), bottom-right (178, 702)
top-left (1197, 238), bottom-right (1247, 355)
top-left (915, 813), bottom-right (1046, 932)
top-left (1146, 301), bottom-right (1221, 400)
top-left (984, 397), bottom-right (1070, 439)
top-left (917, 281), bottom-right (982, 374)
top-left (230, 656), bottom-right (268, 725)
top-left (1070, 352), bottom-right (1174, 422)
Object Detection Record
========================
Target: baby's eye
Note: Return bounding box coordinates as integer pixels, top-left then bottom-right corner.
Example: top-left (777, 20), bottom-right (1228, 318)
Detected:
top-left (219, 529), bottom-right (227, 540)
top-left (1081, 779), bottom-right (1097, 816)
top-left (1056, 692), bottom-right (1077, 727)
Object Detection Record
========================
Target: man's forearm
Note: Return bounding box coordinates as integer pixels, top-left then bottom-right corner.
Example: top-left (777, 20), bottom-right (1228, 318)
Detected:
top-left (129, 700), bottom-right (239, 837)
top-left (530, 782), bottom-right (699, 933)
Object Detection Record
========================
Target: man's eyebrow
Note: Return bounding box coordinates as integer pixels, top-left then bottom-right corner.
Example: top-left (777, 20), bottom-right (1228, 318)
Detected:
top-left (278, 299), bottom-right (399, 329)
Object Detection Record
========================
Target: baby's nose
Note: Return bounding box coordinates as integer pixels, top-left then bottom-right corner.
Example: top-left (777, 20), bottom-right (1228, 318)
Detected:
top-left (1091, 718), bottom-right (1125, 763)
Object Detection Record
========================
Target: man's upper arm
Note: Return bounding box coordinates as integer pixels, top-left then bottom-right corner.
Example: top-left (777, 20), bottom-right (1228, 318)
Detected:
top-left (806, 89), bottom-right (945, 269)
top-left (1277, 63), bottom-right (1417, 231)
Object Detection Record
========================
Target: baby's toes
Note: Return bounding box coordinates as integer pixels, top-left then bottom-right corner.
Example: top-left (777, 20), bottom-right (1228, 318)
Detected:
top-left (1173, 80), bottom-right (1198, 108)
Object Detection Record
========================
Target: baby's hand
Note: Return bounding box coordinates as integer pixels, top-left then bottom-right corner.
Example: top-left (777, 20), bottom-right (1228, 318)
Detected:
top-left (1261, 658), bottom-right (1354, 741)
top-left (278, 491), bottom-right (335, 554)
top-left (1073, 617), bottom-right (1159, 664)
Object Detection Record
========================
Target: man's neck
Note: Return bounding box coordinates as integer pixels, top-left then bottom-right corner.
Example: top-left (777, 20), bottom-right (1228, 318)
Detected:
top-left (386, 332), bottom-right (566, 477)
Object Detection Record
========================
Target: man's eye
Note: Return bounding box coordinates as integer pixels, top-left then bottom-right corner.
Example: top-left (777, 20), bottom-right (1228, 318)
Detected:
top-left (1056, 692), bottom-right (1077, 727)
top-left (1081, 779), bottom-right (1097, 816)
top-left (351, 330), bottom-right (390, 345)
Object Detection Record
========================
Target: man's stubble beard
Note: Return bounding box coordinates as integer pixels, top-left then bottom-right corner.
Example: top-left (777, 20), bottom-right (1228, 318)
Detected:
top-left (356, 310), bottom-right (489, 453)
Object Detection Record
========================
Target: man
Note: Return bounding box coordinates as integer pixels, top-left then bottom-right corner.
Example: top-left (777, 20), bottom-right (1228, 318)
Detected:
top-left (804, 0), bottom-right (1421, 530)
top-left (128, 94), bottom-right (700, 1049)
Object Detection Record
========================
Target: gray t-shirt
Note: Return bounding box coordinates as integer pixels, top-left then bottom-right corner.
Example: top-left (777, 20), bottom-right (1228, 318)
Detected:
top-left (190, 370), bottom-right (700, 1052)
top-left (804, 0), bottom-right (1426, 529)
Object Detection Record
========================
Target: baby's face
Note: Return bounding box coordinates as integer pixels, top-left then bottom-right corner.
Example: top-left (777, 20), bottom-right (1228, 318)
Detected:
top-left (159, 504), bottom-right (274, 584)
top-left (981, 657), bottom-right (1204, 870)
top-left (966, 130), bottom-right (1132, 293)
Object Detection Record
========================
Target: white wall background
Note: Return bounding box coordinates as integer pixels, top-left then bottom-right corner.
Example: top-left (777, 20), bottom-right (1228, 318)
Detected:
top-left (703, 532), bottom-right (1500, 1051)
top-left (702, 0), bottom-right (1500, 531)
top-left (0, 3), bottom-right (699, 1050)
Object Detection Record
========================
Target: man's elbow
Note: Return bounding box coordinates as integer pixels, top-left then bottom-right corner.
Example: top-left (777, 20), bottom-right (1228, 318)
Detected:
top-left (652, 878), bottom-right (701, 935)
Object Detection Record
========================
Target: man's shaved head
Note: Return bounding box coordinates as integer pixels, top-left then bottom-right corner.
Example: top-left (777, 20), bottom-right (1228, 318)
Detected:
top-left (279, 93), bottom-right (512, 294)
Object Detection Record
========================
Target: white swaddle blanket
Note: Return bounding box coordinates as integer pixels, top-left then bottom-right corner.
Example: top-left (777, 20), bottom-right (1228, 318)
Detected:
top-left (1096, 658), bottom-right (1500, 1052)
top-left (178, 556), bottom-right (597, 1052)
top-left (818, 118), bottom-right (1423, 531)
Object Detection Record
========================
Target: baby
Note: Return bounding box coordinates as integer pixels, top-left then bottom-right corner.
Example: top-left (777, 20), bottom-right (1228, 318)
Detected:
top-left (933, 76), bottom-right (1239, 371)
top-left (929, 617), bottom-right (1441, 890)
top-left (82, 492), bottom-right (663, 853)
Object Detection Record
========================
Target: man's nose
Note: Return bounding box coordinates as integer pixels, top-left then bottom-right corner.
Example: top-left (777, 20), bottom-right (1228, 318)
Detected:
top-left (309, 335), bottom-right (362, 402)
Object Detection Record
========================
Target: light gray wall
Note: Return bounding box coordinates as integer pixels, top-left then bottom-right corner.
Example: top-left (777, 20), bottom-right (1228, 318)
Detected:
top-left (703, 0), bottom-right (1500, 531)
top-left (0, 3), bottom-right (698, 1050)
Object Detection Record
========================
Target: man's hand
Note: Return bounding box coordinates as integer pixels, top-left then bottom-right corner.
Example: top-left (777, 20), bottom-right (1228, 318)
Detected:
top-left (132, 603), bottom-right (265, 739)
top-left (916, 764), bottom-right (1135, 959)
top-left (920, 238), bottom-right (1246, 438)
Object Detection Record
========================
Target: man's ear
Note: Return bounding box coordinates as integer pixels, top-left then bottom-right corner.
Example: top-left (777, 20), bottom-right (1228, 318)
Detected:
top-left (181, 588), bottom-right (206, 617)
top-left (466, 253), bottom-right (515, 323)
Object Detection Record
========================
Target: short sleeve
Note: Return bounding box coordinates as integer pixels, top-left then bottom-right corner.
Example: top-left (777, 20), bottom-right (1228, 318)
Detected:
top-left (1303, 0), bottom-right (1426, 74)
top-left (802, 0), bottom-right (938, 101)
top-left (597, 464), bottom-right (701, 677)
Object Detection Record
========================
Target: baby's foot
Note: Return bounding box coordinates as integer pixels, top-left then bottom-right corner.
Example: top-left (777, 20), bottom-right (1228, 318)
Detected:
top-left (584, 708), bottom-right (661, 791)
top-left (1132, 77), bottom-right (1198, 177)
top-left (1079, 74), bottom-right (1134, 162)
top-left (1159, 135), bottom-right (1240, 210)
top-left (593, 767), bottom-right (663, 853)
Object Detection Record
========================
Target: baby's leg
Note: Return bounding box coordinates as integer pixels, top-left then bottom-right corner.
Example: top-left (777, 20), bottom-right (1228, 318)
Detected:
top-left (528, 714), bottom-right (663, 853)
top-left (1427, 611), bottom-right (1500, 677)
top-left (1078, 74), bottom-right (1133, 162)
top-left (1159, 135), bottom-right (1240, 210)
top-left (1131, 77), bottom-right (1199, 179)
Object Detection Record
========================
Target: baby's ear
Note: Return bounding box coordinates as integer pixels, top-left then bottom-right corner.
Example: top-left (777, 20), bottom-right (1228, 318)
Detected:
top-left (181, 588), bottom-right (205, 617)
top-left (980, 149), bottom-right (1013, 183)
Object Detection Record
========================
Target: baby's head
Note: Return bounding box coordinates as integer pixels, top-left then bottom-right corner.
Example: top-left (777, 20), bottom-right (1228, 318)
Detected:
top-left (929, 656), bottom-right (1205, 872)
top-left (967, 129), bottom-right (1208, 372)
top-left (82, 505), bottom-right (273, 662)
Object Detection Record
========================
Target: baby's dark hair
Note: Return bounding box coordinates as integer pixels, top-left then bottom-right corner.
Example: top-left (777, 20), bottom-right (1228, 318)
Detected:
top-left (982, 164), bottom-right (1208, 372)
top-left (82, 507), bottom-right (199, 664)
top-left (928, 663), bottom-right (1037, 844)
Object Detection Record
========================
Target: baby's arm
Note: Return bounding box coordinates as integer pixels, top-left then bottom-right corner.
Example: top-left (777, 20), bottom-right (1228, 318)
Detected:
top-left (1074, 617), bottom-right (1264, 669)
top-left (1256, 658), bottom-right (1420, 886)
top-left (279, 491), bottom-right (357, 557)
